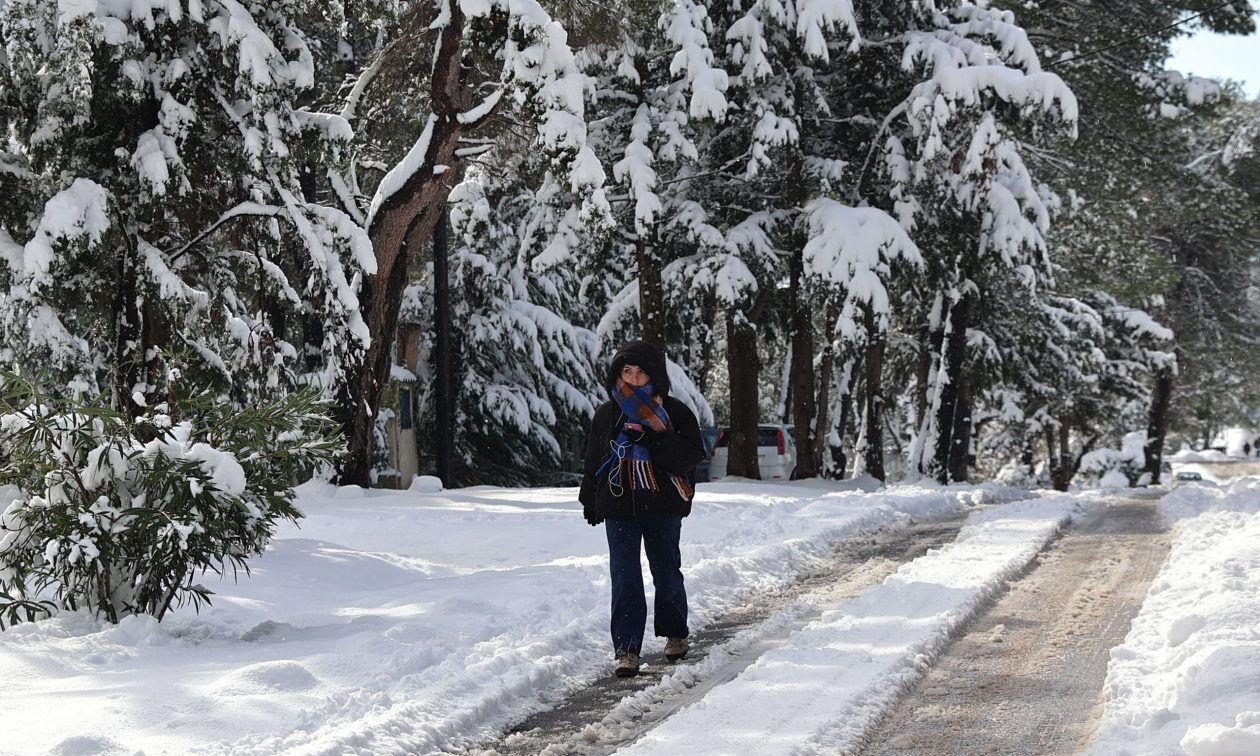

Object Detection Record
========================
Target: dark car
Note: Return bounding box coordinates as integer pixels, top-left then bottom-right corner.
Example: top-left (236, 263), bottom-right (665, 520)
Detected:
top-left (694, 426), bottom-right (720, 483)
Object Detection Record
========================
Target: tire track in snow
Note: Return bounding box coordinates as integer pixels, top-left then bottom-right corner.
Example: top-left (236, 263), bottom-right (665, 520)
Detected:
top-left (467, 512), bottom-right (975, 756)
top-left (857, 493), bottom-right (1168, 756)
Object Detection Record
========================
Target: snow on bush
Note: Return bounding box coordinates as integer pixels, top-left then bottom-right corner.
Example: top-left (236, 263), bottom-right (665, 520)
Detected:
top-left (1078, 431), bottom-right (1147, 487)
top-left (0, 373), bottom-right (340, 627)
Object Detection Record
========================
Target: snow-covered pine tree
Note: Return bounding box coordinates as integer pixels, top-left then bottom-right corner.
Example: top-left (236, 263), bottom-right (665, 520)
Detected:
top-left (970, 284), bottom-right (1174, 489)
top-left (561, 0), bottom-right (734, 422)
top-left (644, 0), bottom-right (866, 478)
top-left (327, 0), bottom-right (611, 486)
top-left (726, 2), bottom-right (1078, 482)
top-left (396, 160), bottom-right (604, 486)
top-left (802, 201), bottom-right (922, 480)
top-left (842, 4), bottom-right (1078, 483)
top-left (576, 1), bottom-right (1077, 483)
top-left (999, 0), bottom-right (1257, 481)
top-left (0, 1), bottom-right (376, 407)
top-left (1150, 97), bottom-right (1260, 458)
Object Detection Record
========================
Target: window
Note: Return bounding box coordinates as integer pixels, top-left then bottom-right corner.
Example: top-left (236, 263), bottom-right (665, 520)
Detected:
top-left (399, 388), bottom-right (413, 430)
top-left (756, 428), bottom-right (781, 447)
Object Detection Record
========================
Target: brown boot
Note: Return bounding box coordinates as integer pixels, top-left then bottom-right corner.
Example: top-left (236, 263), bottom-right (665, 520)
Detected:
top-left (664, 637), bottom-right (689, 661)
top-left (615, 650), bottom-right (641, 677)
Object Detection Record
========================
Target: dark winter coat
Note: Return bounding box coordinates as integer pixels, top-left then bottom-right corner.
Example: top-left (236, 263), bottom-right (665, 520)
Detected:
top-left (579, 396), bottom-right (706, 521)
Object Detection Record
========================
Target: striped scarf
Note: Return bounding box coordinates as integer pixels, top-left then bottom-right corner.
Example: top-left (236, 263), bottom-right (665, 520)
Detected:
top-left (595, 380), bottom-right (694, 501)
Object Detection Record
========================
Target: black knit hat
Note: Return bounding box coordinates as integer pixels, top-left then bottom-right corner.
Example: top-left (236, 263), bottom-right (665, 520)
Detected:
top-left (605, 340), bottom-right (671, 398)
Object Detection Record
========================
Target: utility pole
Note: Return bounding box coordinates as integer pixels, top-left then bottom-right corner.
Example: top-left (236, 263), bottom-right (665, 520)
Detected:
top-left (433, 207), bottom-right (455, 486)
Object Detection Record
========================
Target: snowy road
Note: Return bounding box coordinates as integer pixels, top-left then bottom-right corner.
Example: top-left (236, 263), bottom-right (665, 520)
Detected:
top-left (861, 493), bottom-right (1168, 755)
top-left (470, 493), bottom-right (1101, 755)
top-left (485, 512), bottom-right (975, 755)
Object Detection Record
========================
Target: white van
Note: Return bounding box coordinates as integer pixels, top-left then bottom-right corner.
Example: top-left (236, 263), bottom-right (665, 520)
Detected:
top-left (708, 424), bottom-right (796, 480)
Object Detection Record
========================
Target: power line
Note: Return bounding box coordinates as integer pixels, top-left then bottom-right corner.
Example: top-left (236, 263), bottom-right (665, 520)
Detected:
top-left (1045, 1), bottom-right (1253, 70)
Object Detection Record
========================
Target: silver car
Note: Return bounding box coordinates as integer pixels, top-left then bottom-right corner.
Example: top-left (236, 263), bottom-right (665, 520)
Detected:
top-left (708, 424), bottom-right (797, 480)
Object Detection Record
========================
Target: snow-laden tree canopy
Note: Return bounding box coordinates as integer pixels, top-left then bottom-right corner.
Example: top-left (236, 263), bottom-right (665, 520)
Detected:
top-left (0, 0), bottom-right (376, 403)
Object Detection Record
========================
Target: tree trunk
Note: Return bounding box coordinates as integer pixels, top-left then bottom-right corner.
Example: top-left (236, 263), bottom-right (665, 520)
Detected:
top-left (914, 326), bottom-right (931, 430)
top-left (812, 299), bottom-right (840, 475)
top-left (432, 208), bottom-right (455, 486)
top-left (812, 344), bottom-right (834, 477)
top-left (1047, 422), bottom-right (1082, 492)
top-left (302, 309), bottom-right (325, 374)
top-left (692, 290), bottom-right (718, 396)
top-left (1144, 368), bottom-right (1173, 484)
top-left (337, 4), bottom-right (482, 487)
top-left (789, 244), bottom-right (817, 478)
top-left (1045, 427), bottom-right (1061, 489)
top-left (947, 368), bottom-right (972, 483)
top-left (827, 358), bottom-right (861, 478)
top-left (860, 305), bottom-right (886, 482)
top-left (638, 235), bottom-right (665, 352)
top-left (777, 350), bottom-right (793, 425)
top-left (1021, 435), bottom-right (1036, 482)
top-left (930, 295), bottom-right (970, 483)
top-left (113, 235), bottom-right (140, 412)
top-left (726, 309), bottom-right (762, 479)
top-left (112, 230), bottom-right (165, 415)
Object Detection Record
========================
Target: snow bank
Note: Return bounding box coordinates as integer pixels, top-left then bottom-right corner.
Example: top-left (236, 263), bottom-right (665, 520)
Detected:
top-left (0, 479), bottom-right (1024, 755)
top-left (1087, 477), bottom-right (1260, 755)
top-left (619, 494), bottom-right (1083, 755)
top-left (1166, 448), bottom-right (1230, 464)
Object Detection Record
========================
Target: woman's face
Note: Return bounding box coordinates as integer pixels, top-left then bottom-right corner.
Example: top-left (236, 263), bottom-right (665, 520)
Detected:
top-left (620, 363), bottom-right (651, 388)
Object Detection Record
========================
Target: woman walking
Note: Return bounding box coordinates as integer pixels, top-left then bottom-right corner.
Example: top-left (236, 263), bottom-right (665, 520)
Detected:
top-left (579, 340), bottom-right (706, 677)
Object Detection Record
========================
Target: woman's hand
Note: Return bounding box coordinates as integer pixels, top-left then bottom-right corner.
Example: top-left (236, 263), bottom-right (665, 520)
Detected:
top-left (623, 422), bottom-right (647, 443)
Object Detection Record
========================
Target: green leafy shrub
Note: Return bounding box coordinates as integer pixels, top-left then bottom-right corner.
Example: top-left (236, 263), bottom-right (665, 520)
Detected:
top-left (0, 373), bottom-right (340, 626)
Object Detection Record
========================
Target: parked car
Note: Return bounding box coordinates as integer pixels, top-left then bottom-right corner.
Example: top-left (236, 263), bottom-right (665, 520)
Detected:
top-left (708, 424), bottom-right (796, 480)
top-left (694, 426), bottom-right (720, 483)
top-left (1173, 470), bottom-right (1204, 486)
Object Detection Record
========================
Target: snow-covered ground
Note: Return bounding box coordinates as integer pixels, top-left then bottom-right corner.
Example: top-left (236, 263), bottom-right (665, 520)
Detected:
top-left (5, 476), bottom-right (1257, 756)
top-left (1088, 477), bottom-right (1260, 756)
top-left (0, 478), bottom-right (1022, 756)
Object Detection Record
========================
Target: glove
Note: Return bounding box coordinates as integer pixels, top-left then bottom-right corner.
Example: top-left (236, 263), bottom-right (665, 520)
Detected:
top-left (584, 507), bottom-right (604, 526)
top-left (623, 422), bottom-right (652, 444)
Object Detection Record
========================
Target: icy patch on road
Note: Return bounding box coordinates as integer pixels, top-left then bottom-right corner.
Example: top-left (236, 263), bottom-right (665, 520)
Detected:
top-left (1086, 477), bottom-right (1260, 756)
top-left (617, 495), bottom-right (1083, 755)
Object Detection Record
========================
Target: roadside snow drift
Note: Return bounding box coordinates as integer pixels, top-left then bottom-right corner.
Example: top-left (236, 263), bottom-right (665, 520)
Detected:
top-left (0, 479), bottom-right (1021, 755)
top-left (1088, 477), bottom-right (1260, 756)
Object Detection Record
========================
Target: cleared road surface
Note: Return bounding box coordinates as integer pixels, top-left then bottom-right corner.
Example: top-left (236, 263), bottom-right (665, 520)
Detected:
top-left (858, 494), bottom-right (1168, 756)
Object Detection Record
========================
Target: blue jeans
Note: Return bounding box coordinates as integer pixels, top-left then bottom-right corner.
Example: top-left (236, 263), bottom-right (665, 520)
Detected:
top-left (605, 514), bottom-right (688, 654)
